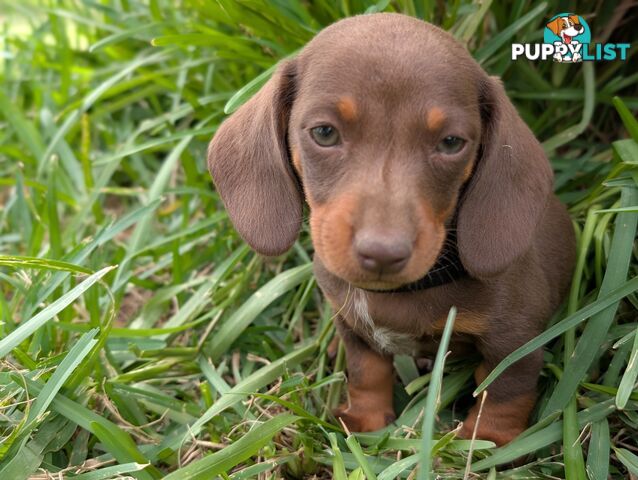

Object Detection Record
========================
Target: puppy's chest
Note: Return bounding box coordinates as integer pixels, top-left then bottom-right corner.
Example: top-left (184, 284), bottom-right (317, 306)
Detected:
top-left (349, 289), bottom-right (431, 356)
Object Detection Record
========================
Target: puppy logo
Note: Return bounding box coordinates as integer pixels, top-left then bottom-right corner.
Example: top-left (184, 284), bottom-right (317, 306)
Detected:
top-left (512, 13), bottom-right (629, 63)
top-left (544, 13), bottom-right (590, 63)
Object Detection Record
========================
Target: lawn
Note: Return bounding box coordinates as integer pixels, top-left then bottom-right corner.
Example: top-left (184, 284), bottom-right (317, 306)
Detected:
top-left (1, 1), bottom-right (637, 479)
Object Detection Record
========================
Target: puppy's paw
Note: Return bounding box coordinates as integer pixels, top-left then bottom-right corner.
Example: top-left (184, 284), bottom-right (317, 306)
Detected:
top-left (333, 404), bottom-right (396, 432)
top-left (458, 415), bottom-right (524, 447)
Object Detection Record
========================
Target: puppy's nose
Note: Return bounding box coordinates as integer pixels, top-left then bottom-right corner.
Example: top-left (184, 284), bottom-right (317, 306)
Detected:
top-left (354, 232), bottom-right (412, 274)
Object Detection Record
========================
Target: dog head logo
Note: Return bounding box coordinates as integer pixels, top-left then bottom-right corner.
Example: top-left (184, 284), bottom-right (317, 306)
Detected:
top-left (544, 13), bottom-right (591, 63)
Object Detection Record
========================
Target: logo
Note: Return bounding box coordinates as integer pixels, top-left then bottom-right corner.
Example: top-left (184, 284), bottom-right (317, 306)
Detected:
top-left (512, 13), bottom-right (630, 62)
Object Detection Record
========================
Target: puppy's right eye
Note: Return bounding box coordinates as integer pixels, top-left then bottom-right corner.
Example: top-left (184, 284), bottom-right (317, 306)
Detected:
top-left (436, 136), bottom-right (466, 155)
top-left (311, 125), bottom-right (340, 147)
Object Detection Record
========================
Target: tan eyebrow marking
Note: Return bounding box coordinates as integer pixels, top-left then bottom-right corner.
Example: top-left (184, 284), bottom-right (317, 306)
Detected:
top-left (426, 107), bottom-right (446, 131)
top-left (337, 97), bottom-right (357, 122)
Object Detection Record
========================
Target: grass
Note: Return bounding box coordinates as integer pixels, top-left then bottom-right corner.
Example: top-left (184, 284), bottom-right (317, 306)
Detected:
top-left (0, 0), bottom-right (637, 478)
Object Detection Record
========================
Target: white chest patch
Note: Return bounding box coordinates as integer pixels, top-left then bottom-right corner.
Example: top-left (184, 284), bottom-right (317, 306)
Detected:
top-left (352, 289), bottom-right (420, 355)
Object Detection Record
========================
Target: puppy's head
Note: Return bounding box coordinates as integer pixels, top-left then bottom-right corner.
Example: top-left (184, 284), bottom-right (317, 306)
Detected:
top-left (209, 13), bottom-right (553, 289)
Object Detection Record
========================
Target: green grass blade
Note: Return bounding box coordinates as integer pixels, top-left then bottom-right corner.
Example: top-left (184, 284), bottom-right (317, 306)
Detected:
top-left (475, 275), bottom-right (638, 396)
top-left (615, 325), bottom-right (638, 409)
top-left (26, 329), bottom-right (98, 425)
top-left (328, 433), bottom-right (348, 480)
top-left (378, 454), bottom-right (418, 480)
top-left (13, 377), bottom-right (159, 480)
top-left (208, 263), bottom-right (313, 360)
top-left (345, 434), bottom-right (378, 480)
top-left (540, 186), bottom-right (638, 417)
top-left (70, 462), bottom-right (150, 480)
top-left (612, 96), bottom-right (638, 142)
top-left (613, 448), bottom-right (638, 476)
top-left (0, 89), bottom-right (46, 161)
top-left (0, 255), bottom-right (92, 274)
top-left (474, 3), bottom-right (546, 63)
top-left (542, 62), bottom-right (595, 152)
top-left (154, 341), bottom-right (317, 455)
top-left (472, 399), bottom-right (616, 470)
top-left (586, 419), bottom-right (610, 480)
top-left (163, 414), bottom-right (298, 480)
top-left (0, 266), bottom-right (115, 358)
top-left (418, 306), bottom-right (456, 480)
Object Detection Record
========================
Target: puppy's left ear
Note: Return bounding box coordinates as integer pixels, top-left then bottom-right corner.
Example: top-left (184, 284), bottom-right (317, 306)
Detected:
top-left (457, 76), bottom-right (554, 278)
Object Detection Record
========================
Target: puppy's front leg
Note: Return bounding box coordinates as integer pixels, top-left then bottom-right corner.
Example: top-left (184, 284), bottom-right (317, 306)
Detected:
top-left (333, 319), bottom-right (396, 432)
top-left (460, 343), bottom-right (542, 446)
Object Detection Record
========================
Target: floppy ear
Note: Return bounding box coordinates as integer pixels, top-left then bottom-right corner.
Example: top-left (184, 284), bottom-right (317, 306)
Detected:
top-left (208, 61), bottom-right (302, 256)
top-left (546, 18), bottom-right (562, 36)
top-left (457, 76), bottom-right (553, 278)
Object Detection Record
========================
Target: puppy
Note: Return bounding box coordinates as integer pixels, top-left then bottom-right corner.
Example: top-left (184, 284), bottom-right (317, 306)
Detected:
top-left (208, 13), bottom-right (575, 446)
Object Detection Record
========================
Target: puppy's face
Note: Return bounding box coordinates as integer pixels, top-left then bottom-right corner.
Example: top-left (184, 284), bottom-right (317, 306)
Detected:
top-left (288, 19), bottom-right (482, 289)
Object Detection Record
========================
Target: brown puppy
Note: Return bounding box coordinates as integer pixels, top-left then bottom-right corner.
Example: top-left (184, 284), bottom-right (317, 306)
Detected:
top-left (208, 13), bottom-right (576, 446)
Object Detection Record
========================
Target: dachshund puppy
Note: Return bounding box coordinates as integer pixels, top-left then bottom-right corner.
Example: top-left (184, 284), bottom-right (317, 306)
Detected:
top-left (208, 13), bottom-right (575, 446)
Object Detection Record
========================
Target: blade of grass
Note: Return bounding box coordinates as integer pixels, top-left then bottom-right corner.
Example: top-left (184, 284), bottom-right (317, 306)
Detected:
top-left (612, 96), bottom-right (638, 142)
top-left (13, 376), bottom-right (160, 480)
top-left (70, 462), bottom-right (150, 480)
top-left (542, 62), bottom-right (595, 153)
top-left (418, 306), bottom-right (456, 480)
top-left (163, 414), bottom-right (298, 480)
top-left (616, 325), bottom-right (638, 409)
top-left (26, 329), bottom-right (98, 425)
top-left (562, 206), bottom-right (598, 480)
top-left (328, 433), bottom-right (348, 480)
top-left (345, 434), bottom-right (378, 480)
top-left (474, 3), bottom-right (546, 63)
top-left (586, 419), bottom-right (610, 480)
top-left (475, 275), bottom-right (638, 397)
top-left (0, 266), bottom-right (115, 358)
top-left (153, 341), bottom-right (317, 455)
top-left (613, 447), bottom-right (638, 476)
top-left (112, 135), bottom-right (192, 292)
top-left (540, 186), bottom-right (638, 417)
top-left (39, 50), bottom-right (168, 174)
top-left (0, 255), bottom-right (92, 274)
top-left (208, 263), bottom-right (313, 360)
top-left (472, 399), bottom-right (616, 470)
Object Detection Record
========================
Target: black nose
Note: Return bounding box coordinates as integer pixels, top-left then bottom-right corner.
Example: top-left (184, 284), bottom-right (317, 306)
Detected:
top-left (575, 24), bottom-right (583, 32)
top-left (354, 231), bottom-right (412, 274)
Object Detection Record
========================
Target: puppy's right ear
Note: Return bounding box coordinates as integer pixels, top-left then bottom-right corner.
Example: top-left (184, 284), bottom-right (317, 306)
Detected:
top-left (208, 61), bottom-right (302, 256)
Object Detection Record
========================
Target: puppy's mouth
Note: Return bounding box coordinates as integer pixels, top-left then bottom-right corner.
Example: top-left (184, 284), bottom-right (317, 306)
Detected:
top-left (349, 278), bottom-right (418, 291)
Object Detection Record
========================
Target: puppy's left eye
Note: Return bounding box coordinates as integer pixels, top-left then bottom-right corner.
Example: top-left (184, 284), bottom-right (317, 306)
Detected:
top-left (311, 125), bottom-right (340, 147)
top-left (436, 136), bottom-right (466, 155)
